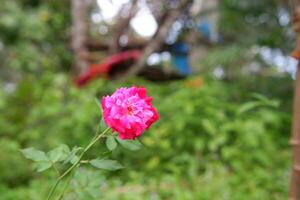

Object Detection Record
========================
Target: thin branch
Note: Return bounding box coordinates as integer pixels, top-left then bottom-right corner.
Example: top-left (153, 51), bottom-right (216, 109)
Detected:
top-left (71, 0), bottom-right (91, 73)
top-left (120, 0), bottom-right (190, 80)
top-left (46, 127), bottom-right (110, 200)
top-left (110, 0), bottom-right (138, 53)
top-left (52, 162), bottom-right (61, 177)
top-left (289, 2), bottom-right (300, 200)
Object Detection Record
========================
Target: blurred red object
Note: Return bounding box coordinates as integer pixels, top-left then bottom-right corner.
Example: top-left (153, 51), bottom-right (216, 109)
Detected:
top-left (75, 50), bottom-right (141, 87)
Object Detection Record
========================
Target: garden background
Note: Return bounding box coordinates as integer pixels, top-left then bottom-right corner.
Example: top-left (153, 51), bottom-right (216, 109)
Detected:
top-left (0, 0), bottom-right (296, 199)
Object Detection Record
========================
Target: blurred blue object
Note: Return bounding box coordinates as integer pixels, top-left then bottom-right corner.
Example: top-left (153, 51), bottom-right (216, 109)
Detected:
top-left (171, 43), bottom-right (192, 75)
top-left (198, 21), bottom-right (211, 40)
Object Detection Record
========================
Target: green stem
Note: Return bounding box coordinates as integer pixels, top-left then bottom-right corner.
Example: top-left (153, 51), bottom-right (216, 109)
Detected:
top-left (56, 169), bottom-right (75, 200)
top-left (46, 178), bottom-right (61, 200)
top-left (46, 127), bottom-right (110, 200)
top-left (52, 163), bottom-right (60, 177)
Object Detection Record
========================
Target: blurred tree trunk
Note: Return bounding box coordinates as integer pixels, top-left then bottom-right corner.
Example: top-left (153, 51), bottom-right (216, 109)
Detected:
top-left (71, 0), bottom-right (90, 73)
top-left (120, 0), bottom-right (190, 80)
top-left (110, 0), bottom-right (138, 53)
top-left (289, 2), bottom-right (300, 200)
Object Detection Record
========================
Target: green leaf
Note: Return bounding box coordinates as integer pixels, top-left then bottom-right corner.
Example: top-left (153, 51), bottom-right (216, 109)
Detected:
top-left (201, 119), bottom-right (216, 135)
top-left (33, 161), bottom-right (52, 172)
top-left (251, 93), bottom-right (269, 102)
top-left (70, 155), bottom-right (80, 165)
top-left (106, 136), bottom-right (117, 151)
top-left (100, 117), bottom-right (107, 129)
top-left (47, 144), bottom-right (70, 163)
top-left (116, 138), bottom-right (142, 151)
top-left (238, 102), bottom-right (260, 114)
top-left (90, 159), bottom-right (123, 171)
top-left (94, 98), bottom-right (102, 111)
top-left (63, 147), bottom-right (82, 164)
top-left (20, 147), bottom-right (48, 162)
top-left (251, 93), bottom-right (280, 108)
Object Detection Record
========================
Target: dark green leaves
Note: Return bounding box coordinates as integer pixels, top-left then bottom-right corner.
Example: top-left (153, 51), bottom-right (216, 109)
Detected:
top-left (47, 144), bottom-right (70, 163)
top-left (89, 159), bottom-right (123, 171)
top-left (21, 135), bottom-right (142, 174)
top-left (116, 138), bottom-right (142, 151)
top-left (33, 161), bottom-right (52, 172)
top-left (20, 148), bottom-right (48, 162)
top-left (105, 134), bottom-right (143, 151)
top-left (21, 147), bottom-right (52, 172)
top-left (238, 102), bottom-right (260, 114)
top-left (238, 94), bottom-right (280, 114)
top-left (63, 147), bottom-right (82, 165)
top-left (20, 144), bottom-right (81, 172)
top-left (106, 136), bottom-right (117, 151)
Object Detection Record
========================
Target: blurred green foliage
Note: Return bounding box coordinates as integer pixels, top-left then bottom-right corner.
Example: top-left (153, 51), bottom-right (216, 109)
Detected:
top-left (0, 0), bottom-right (295, 199)
top-left (0, 0), bottom-right (71, 75)
top-left (0, 74), bottom-right (292, 199)
top-left (220, 0), bottom-right (293, 50)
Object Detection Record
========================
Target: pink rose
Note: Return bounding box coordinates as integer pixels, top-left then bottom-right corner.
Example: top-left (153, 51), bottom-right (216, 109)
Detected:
top-left (101, 86), bottom-right (159, 140)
